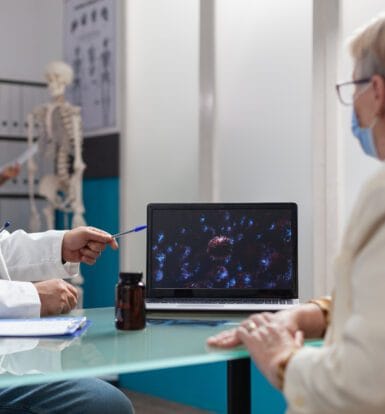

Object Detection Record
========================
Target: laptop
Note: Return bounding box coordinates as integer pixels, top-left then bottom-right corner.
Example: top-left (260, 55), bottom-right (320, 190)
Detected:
top-left (145, 203), bottom-right (299, 311)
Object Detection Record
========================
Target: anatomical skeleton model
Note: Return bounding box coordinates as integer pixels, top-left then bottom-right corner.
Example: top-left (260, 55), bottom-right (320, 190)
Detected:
top-left (27, 61), bottom-right (86, 231)
top-left (27, 61), bottom-right (86, 303)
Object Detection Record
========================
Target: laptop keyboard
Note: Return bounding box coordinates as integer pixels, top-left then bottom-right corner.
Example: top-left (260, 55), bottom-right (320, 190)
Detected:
top-left (146, 298), bottom-right (295, 305)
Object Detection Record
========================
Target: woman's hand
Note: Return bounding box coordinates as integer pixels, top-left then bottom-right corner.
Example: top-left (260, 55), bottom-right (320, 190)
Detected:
top-left (236, 322), bottom-right (303, 389)
top-left (62, 226), bottom-right (118, 265)
top-left (207, 309), bottom-right (300, 348)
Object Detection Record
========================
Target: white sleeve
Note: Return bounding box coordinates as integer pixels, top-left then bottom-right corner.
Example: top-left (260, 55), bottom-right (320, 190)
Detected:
top-left (1, 230), bottom-right (79, 282)
top-left (284, 225), bottom-right (385, 414)
top-left (0, 280), bottom-right (40, 318)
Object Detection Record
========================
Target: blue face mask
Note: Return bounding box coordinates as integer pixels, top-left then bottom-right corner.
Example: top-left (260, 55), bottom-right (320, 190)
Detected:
top-left (351, 109), bottom-right (378, 158)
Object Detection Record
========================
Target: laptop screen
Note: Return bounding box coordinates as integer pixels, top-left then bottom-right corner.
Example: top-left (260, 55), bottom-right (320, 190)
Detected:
top-left (147, 203), bottom-right (298, 299)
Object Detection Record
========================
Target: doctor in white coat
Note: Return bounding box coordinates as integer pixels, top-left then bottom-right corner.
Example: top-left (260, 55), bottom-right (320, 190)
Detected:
top-left (0, 225), bottom-right (134, 414)
top-left (207, 13), bottom-right (385, 414)
top-left (0, 225), bottom-right (113, 318)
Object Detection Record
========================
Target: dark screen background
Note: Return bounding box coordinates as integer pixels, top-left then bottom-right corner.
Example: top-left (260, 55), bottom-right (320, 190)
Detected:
top-left (150, 209), bottom-right (295, 289)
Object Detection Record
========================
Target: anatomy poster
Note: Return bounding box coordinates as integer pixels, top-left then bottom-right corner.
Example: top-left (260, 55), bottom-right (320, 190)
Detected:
top-left (63, 0), bottom-right (117, 133)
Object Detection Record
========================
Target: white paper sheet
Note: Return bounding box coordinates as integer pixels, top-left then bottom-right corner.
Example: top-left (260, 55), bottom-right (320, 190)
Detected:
top-left (0, 143), bottom-right (38, 173)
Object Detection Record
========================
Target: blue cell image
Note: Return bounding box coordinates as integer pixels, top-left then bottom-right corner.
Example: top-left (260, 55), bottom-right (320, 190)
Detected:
top-left (216, 267), bottom-right (229, 281)
top-left (283, 270), bottom-right (292, 281)
top-left (155, 252), bottom-right (166, 264)
top-left (260, 257), bottom-right (271, 270)
top-left (182, 246), bottom-right (192, 259)
top-left (155, 270), bottom-right (164, 282)
top-left (150, 208), bottom-right (295, 290)
top-left (182, 271), bottom-right (192, 280)
top-left (228, 278), bottom-right (236, 287)
top-left (243, 274), bottom-right (251, 284)
top-left (284, 227), bottom-right (292, 242)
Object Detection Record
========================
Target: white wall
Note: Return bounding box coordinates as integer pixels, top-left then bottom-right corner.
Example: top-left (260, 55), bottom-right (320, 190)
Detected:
top-left (0, 1), bottom-right (63, 230)
top-left (121, 0), bottom-right (314, 300)
top-left (0, 0), bottom-right (63, 81)
top-left (121, 0), bottom-right (200, 272)
top-left (339, 1), bottom-right (385, 223)
top-left (213, 0), bottom-right (313, 299)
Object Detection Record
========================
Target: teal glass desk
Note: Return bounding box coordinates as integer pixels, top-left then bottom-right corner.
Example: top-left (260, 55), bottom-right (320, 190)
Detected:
top-left (0, 307), bottom-right (322, 414)
top-left (0, 307), bottom-right (251, 413)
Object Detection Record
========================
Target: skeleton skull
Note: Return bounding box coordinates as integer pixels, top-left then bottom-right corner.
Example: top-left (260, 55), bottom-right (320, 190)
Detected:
top-left (45, 61), bottom-right (74, 98)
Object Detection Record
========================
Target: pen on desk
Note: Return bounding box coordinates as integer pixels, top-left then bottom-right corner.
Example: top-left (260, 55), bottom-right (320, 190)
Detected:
top-left (0, 221), bottom-right (11, 234)
top-left (112, 225), bottom-right (147, 239)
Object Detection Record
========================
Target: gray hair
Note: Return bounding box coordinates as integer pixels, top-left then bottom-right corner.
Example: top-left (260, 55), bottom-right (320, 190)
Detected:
top-left (349, 13), bottom-right (385, 78)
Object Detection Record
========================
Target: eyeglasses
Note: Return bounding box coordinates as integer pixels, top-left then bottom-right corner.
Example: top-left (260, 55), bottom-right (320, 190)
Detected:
top-left (335, 78), bottom-right (371, 105)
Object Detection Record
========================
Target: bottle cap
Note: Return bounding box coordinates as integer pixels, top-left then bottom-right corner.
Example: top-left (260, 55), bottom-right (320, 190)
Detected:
top-left (119, 272), bottom-right (143, 284)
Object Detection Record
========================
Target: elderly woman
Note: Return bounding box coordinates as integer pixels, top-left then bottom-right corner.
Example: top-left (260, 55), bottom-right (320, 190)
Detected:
top-left (207, 14), bottom-right (385, 414)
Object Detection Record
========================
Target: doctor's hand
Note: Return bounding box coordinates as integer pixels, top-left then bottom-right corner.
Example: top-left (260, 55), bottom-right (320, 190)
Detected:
top-left (0, 164), bottom-right (21, 186)
top-left (34, 279), bottom-right (78, 316)
top-left (62, 226), bottom-right (119, 265)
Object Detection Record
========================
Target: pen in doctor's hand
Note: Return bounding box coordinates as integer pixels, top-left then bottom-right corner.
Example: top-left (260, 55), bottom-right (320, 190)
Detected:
top-left (112, 225), bottom-right (147, 239)
top-left (0, 221), bottom-right (11, 234)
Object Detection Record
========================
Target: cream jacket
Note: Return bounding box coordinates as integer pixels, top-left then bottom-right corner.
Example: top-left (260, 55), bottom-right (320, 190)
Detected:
top-left (284, 166), bottom-right (385, 414)
top-left (0, 230), bottom-right (78, 318)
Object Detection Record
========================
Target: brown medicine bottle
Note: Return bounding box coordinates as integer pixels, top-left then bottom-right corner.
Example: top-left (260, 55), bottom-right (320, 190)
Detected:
top-left (115, 272), bottom-right (146, 330)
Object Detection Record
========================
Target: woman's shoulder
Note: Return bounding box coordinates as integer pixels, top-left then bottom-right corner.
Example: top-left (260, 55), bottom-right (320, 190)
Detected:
top-left (356, 166), bottom-right (385, 211)
top-left (343, 166), bottom-right (385, 252)
top-left (363, 165), bottom-right (385, 191)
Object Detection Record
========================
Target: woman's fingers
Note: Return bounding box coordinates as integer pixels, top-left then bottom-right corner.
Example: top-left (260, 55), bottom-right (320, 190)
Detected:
top-left (295, 330), bottom-right (304, 347)
top-left (207, 328), bottom-right (239, 348)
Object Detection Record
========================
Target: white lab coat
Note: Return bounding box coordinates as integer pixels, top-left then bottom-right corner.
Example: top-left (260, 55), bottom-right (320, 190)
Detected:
top-left (0, 230), bottom-right (78, 318)
top-left (284, 166), bottom-right (385, 414)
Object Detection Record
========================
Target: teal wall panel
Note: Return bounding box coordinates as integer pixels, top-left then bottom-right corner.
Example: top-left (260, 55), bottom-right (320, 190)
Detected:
top-left (120, 363), bottom-right (227, 413)
top-left (120, 362), bottom-right (287, 414)
top-left (82, 178), bottom-right (120, 308)
top-left (56, 178), bottom-right (120, 308)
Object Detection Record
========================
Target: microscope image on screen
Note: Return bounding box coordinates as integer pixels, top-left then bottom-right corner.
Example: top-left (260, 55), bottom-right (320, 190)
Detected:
top-left (151, 209), bottom-right (294, 289)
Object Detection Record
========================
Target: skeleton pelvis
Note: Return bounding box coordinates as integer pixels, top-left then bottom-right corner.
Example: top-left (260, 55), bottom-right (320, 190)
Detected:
top-left (39, 174), bottom-right (71, 208)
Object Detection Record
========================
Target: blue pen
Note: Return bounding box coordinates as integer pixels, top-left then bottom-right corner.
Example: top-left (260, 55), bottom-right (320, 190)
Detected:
top-left (0, 221), bottom-right (11, 234)
top-left (112, 225), bottom-right (147, 239)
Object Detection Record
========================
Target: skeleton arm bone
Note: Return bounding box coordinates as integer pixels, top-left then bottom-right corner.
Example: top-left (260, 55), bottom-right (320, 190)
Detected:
top-left (27, 113), bottom-right (41, 232)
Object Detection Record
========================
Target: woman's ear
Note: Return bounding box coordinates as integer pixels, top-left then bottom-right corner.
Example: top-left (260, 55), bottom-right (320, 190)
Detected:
top-left (372, 74), bottom-right (385, 115)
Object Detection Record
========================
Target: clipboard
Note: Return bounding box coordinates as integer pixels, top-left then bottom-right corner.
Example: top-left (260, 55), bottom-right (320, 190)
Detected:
top-left (0, 316), bottom-right (90, 338)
